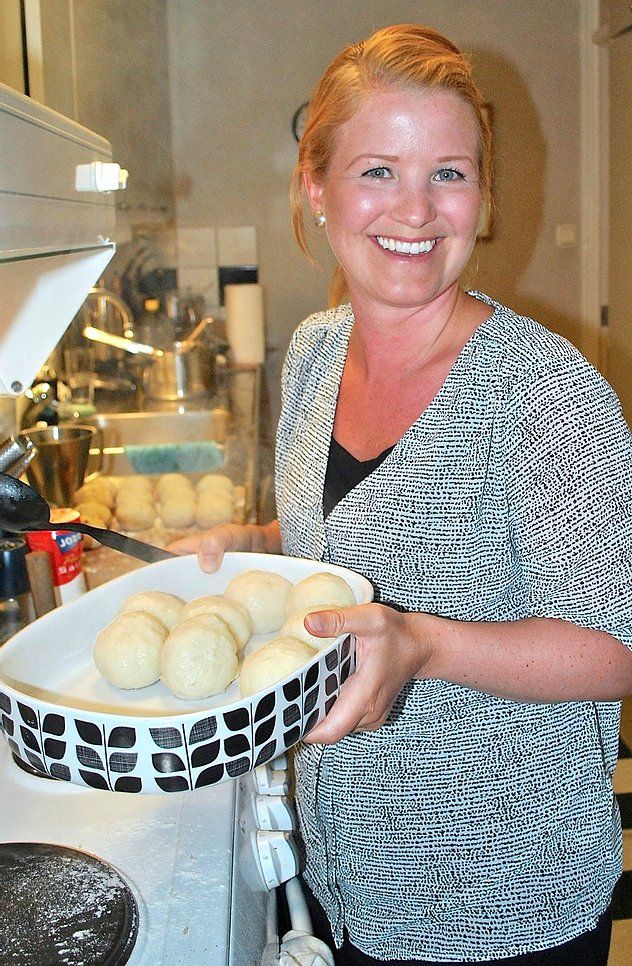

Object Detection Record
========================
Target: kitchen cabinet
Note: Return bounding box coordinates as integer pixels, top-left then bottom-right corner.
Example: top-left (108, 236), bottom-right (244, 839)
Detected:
top-left (31, 0), bottom-right (174, 225)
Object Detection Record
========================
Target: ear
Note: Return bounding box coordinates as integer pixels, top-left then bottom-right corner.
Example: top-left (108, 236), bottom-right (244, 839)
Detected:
top-left (303, 170), bottom-right (325, 214)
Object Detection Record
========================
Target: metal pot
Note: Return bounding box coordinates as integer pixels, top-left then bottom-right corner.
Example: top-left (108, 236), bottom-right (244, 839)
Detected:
top-left (142, 340), bottom-right (217, 401)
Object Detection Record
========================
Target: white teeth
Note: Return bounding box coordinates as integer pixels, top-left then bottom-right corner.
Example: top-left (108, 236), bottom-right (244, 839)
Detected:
top-left (376, 236), bottom-right (436, 255)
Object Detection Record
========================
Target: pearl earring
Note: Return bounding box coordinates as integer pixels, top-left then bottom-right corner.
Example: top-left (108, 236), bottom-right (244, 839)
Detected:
top-left (313, 210), bottom-right (327, 228)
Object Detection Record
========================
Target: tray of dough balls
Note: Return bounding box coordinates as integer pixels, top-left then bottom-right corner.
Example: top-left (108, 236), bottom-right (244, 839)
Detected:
top-left (0, 553), bottom-right (373, 794)
top-left (71, 471), bottom-right (244, 550)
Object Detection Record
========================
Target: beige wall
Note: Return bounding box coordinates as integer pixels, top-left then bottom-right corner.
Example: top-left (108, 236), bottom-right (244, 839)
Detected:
top-left (26, 0), bottom-right (585, 428)
top-left (166, 0), bottom-right (583, 425)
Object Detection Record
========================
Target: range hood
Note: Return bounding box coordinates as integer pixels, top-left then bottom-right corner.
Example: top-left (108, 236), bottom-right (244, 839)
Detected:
top-left (0, 82), bottom-right (127, 396)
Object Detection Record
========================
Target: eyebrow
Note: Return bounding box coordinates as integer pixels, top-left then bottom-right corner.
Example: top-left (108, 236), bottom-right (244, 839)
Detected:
top-left (348, 154), bottom-right (399, 165)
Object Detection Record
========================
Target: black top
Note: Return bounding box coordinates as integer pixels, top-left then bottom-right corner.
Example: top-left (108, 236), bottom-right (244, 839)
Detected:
top-left (323, 436), bottom-right (394, 519)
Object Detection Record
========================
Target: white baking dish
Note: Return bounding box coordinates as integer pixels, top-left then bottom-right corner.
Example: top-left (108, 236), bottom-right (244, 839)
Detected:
top-left (0, 552), bottom-right (372, 794)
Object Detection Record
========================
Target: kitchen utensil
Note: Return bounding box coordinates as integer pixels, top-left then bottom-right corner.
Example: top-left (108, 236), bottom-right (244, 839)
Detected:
top-left (18, 424), bottom-right (102, 507)
top-left (83, 325), bottom-right (159, 356)
top-left (0, 552), bottom-right (373, 793)
top-left (25, 550), bottom-right (57, 617)
top-left (0, 435), bottom-right (36, 478)
top-left (142, 339), bottom-right (216, 401)
top-left (63, 346), bottom-right (96, 405)
top-left (0, 474), bottom-right (173, 564)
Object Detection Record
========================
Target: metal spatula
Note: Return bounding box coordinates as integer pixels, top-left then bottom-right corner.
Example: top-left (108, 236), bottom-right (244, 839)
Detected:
top-left (0, 473), bottom-right (174, 564)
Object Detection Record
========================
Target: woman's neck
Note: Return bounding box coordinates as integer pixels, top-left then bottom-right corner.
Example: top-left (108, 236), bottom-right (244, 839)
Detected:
top-left (346, 285), bottom-right (472, 379)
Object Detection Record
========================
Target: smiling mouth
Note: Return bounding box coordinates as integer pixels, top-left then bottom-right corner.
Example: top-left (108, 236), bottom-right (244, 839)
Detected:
top-left (375, 236), bottom-right (437, 255)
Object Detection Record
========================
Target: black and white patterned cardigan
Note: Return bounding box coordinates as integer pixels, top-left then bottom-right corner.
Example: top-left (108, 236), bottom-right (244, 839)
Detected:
top-left (275, 292), bottom-right (632, 960)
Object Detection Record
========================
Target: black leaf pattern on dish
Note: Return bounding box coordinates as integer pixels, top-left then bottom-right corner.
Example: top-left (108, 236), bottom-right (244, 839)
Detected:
top-left (340, 657), bottom-right (352, 684)
top-left (325, 650), bottom-right (339, 671)
top-left (283, 726), bottom-right (301, 747)
top-left (1, 715), bottom-right (14, 737)
top-left (224, 734), bottom-right (250, 757)
top-left (75, 720), bottom-right (102, 745)
top-left (76, 745), bottom-right (104, 770)
top-left (109, 752), bottom-right (138, 773)
top-left (43, 738), bottom-right (66, 760)
top-left (42, 713), bottom-right (65, 736)
top-left (20, 727), bottom-right (41, 753)
top-left (189, 717), bottom-right (217, 744)
top-left (254, 717), bottom-right (275, 745)
top-left (152, 752), bottom-right (186, 773)
top-left (325, 673), bottom-right (339, 696)
top-left (254, 693), bottom-right (275, 722)
top-left (190, 741), bottom-right (220, 768)
top-left (24, 750), bottom-right (46, 774)
top-left (108, 727), bottom-right (136, 749)
top-left (79, 770), bottom-right (109, 790)
top-left (226, 757), bottom-right (251, 778)
top-left (50, 763), bottom-right (71, 782)
top-left (341, 635), bottom-right (352, 659)
top-left (283, 678), bottom-right (301, 701)
top-left (283, 705), bottom-right (301, 727)
top-left (7, 738), bottom-right (20, 756)
top-left (303, 711), bottom-right (320, 736)
top-left (304, 665), bottom-right (319, 689)
top-left (155, 775), bottom-right (190, 792)
top-left (223, 707), bottom-right (250, 731)
top-left (0, 691), bottom-right (11, 714)
top-left (17, 702), bottom-right (37, 728)
top-left (149, 727), bottom-right (182, 749)
top-left (303, 689), bottom-right (319, 715)
top-left (254, 741), bottom-right (277, 767)
top-left (194, 764), bottom-right (224, 788)
top-left (115, 776), bottom-right (142, 793)
top-left (325, 696), bottom-right (337, 715)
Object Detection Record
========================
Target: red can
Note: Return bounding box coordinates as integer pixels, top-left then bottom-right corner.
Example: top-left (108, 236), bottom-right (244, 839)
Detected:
top-left (26, 509), bottom-right (86, 605)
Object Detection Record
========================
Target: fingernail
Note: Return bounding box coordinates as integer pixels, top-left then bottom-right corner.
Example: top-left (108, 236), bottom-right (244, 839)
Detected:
top-left (306, 613), bottom-right (327, 634)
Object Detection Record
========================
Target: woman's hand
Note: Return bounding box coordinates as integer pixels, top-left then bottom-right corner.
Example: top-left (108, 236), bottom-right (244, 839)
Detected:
top-left (303, 603), bottom-right (435, 744)
top-left (167, 520), bottom-right (282, 574)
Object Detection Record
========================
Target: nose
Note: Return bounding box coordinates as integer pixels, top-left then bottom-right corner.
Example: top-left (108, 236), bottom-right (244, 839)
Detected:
top-left (391, 181), bottom-right (436, 228)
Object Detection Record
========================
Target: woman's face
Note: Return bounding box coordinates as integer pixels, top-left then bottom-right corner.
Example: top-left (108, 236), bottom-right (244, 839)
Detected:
top-left (305, 87), bottom-right (483, 314)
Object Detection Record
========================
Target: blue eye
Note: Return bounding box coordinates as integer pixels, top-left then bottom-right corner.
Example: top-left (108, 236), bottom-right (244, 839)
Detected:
top-left (434, 168), bottom-right (464, 182)
top-left (362, 166), bottom-right (392, 179)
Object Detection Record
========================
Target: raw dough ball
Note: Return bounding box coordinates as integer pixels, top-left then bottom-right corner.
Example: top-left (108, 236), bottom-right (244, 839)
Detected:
top-left (115, 497), bottom-right (155, 531)
top-left (181, 595), bottom-right (252, 648)
top-left (195, 495), bottom-right (234, 529)
top-left (239, 636), bottom-right (315, 697)
top-left (118, 590), bottom-right (185, 630)
top-left (73, 481), bottom-right (114, 509)
top-left (75, 501), bottom-right (112, 526)
top-left (117, 477), bottom-right (154, 501)
top-left (280, 607), bottom-right (338, 650)
top-left (159, 497), bottom-right (196, 529)
top-left (161, 614), bottom-right (239, 699)
top-left (224, 569), bottom-right (293, 634)
top-left (286, 572), bottom-right (355, 617)
top-left (156, 473), bottom-right (192, 499)
top-left (197, 474), bottom-right (234, 497)
top-left (94, 611), bottom-right (167, 689)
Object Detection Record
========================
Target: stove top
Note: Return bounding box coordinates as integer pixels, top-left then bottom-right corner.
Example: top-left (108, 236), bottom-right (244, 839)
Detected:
top-left (0, 738), bottom-right (246, 964)
top-left (0, 842), bottom-right (139, 964)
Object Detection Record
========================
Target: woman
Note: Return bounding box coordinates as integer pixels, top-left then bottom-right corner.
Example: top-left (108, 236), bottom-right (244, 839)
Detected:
top-left (171, 24), bottom-right (632, 965)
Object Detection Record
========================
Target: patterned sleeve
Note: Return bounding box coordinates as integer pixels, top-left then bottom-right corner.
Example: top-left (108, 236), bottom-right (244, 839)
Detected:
top-left (504, 357), bottom-right (632, 647)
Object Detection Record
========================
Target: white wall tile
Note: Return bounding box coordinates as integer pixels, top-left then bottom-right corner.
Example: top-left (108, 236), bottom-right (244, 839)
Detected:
top-left (177, 227), bottom-right (217, 266)
top-left (178, 267), bottom-right (219, 309)
top-left (217, 226), bottom-right (257, 266)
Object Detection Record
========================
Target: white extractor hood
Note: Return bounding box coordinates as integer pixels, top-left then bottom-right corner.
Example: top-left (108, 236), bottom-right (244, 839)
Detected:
top-left (0, 82), bottom-right (127, 396)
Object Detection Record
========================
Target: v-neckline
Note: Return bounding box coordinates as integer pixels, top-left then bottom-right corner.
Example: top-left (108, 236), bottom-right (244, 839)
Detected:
top-left (325, 295), bottom-right (500, 465)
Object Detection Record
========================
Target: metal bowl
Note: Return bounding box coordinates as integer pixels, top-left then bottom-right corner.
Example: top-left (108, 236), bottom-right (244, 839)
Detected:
top-left (0, 553), bottom-right (373, 794)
